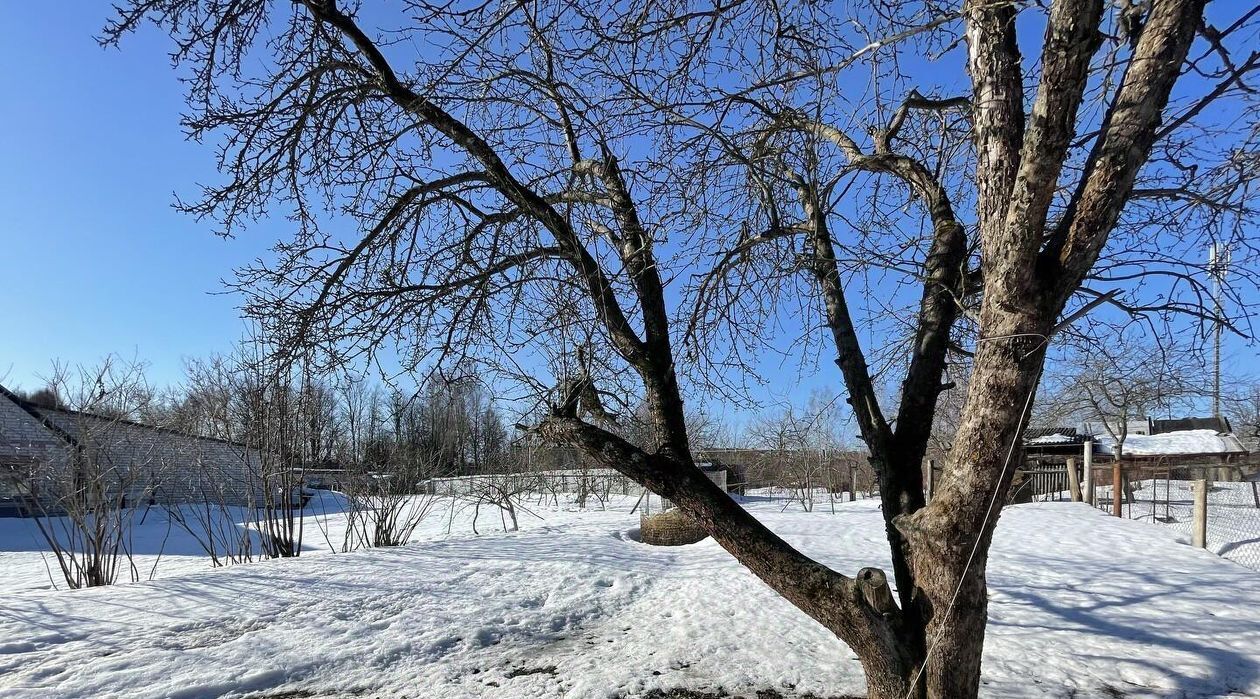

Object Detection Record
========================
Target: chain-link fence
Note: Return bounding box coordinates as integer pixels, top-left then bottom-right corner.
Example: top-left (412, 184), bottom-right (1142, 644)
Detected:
top-left (1088, 462), bottom-right (1260, 571)
top-left (423, 468), bottom-right (640, 502)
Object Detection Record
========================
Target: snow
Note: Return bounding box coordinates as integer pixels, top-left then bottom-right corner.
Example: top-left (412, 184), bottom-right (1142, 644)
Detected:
top-left (3, 496), bottom-right (1260, 698)
top-left (1093, 429), bottom-right (1246, 457)
top-left (1026, 433), bottom-right (1075, 445)
top-left (1094, 479), bottom-right (1260, 572)
top-left (0, 492), bottom-right (357, 593)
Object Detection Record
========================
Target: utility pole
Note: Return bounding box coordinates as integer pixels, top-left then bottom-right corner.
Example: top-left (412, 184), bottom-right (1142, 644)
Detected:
top-left (1209, 242), bottom-right (1230, 420)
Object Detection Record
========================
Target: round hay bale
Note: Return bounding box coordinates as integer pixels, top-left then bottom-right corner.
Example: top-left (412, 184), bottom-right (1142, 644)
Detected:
top-left (639, 509), bottom-right (708, 546)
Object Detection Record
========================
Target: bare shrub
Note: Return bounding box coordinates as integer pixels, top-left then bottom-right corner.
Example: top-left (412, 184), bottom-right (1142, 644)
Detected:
top-left (6, 359), bottom-right (166, 588)
top-left (342, 453), bottom-right (439, 550)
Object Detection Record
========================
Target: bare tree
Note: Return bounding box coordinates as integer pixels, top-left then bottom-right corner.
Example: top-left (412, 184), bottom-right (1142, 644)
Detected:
top-left (9, 386), bottom-right (67, 410)
top-left (925, 377), bottom-right (968, 460)
top-left (747, 393), bottom-right (848, 511)
top-left (164, 487), bottom-right (261, 568)
top-left (172, 335), bottom-right (331, 560)
top-left (105, 1), bottom-right (1258, 696)
top-left (1044, 338), bottom-right (1204, 458)
top-left (342, 458), bottom-right (439, 549)
top-left (236, 337), bottom-right (326, 559)
top-left (1226, 379), bottom-right (1260, 451)
top-left (4, 359), bottom-right (167, 588)
top-left (341, 390), bottom-right (441, 549)
top-left (452, 472), bottom-right (540, 535)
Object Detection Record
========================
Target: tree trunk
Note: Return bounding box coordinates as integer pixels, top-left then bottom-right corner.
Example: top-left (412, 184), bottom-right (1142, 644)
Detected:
top-left (896, 306), bottom-right (1054, 696)
top-left (546, 0), bottom-right (1206, 691)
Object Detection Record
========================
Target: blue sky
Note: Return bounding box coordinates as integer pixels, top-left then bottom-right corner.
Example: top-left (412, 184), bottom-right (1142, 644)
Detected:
top-left (0, 3), bottom-right (277, 391)
top-left (0, 2), bottom-right (852, 425)
top-left (0, 3), bottom-right (1254, 434)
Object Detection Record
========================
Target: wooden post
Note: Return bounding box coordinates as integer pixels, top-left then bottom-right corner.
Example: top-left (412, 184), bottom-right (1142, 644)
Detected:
top-left (1082, 440), bottom-right (1094, 505)
top-left (1192, 478), bottom-right (1208, 549)
top-left (1112, 461), bottom-right (1123, 517)
top-left (926, 459), bottom-right (936, 502)
top-left (1065, 457), bottom-right (1082, 503)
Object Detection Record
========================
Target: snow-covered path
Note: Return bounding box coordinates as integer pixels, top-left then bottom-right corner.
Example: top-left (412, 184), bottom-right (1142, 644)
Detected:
top-left (2, 500), bottom-right (1259, 698)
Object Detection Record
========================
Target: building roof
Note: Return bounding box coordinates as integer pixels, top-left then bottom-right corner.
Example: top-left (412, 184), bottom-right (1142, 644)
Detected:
top-left (0, 383), bottom-right (260, 463)
top-left (1093, 429), bottom-right (1248, 457)
top-left (1152, 417), bottom-right (1233, 434)
top-left (1023, 427), bottom-right (1087, 446)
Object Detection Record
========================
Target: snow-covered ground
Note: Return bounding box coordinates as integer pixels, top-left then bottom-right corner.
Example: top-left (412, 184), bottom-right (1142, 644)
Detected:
top-left (1091, 479), bottom-right (1260, 572)
top-left (3, 496), bottom-right (1260, 698)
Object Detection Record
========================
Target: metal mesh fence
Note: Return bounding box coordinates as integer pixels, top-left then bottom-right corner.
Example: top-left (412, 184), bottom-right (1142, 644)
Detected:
top-left (424, 468), bottom-right (640, 502)
top-left (1088, 463), bottom-right (1260, 572)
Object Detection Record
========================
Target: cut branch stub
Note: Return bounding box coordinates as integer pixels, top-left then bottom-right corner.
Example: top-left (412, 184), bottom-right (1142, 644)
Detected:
top-left (857, 567), bottom-right (899, 616)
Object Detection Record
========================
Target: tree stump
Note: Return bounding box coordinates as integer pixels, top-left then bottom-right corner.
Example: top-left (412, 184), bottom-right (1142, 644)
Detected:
top-left (1008, 469), bottom-right (1035, 504)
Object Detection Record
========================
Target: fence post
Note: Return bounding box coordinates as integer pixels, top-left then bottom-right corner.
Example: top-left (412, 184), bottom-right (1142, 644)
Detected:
top-left (926, 459), bottom-right (936, 502)
top-left (1192, 478), bottom-right (1209, 549)
top-left (1082, 440), bottom-right (1094, 505)
top-left (1112, 461), bottom-right (1123, 518)
top-left (1065, 457), bottom-right (1081, 502)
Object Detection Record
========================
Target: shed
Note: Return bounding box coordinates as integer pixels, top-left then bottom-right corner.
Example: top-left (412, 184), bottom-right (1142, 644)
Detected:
top-left (0, 384), bottom-right (264, 516)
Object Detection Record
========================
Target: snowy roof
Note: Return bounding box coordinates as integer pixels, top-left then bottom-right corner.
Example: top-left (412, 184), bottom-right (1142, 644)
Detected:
top-left (1026, 432), bottom-right (1077, 445)
top-left (1093, 429), bottom-right (1248, 457)
top-left (1023, 427), bottom-right (1085, 446)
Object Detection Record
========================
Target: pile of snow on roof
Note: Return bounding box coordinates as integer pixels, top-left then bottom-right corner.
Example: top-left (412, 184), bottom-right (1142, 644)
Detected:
top-left (1093, 429), bottom-right (1246, 456)
top-left (1026, 432), bottom-right (1076, 445)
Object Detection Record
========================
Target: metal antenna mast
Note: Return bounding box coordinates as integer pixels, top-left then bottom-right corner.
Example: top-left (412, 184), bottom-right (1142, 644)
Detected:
top-left (1209, 241), bottom-right (1230, 419)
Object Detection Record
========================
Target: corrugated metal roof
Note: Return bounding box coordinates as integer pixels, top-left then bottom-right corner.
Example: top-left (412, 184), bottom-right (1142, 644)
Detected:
top-left (1152, 417), bottom-right (1233, 434)
top-left (1023, 427), bottom-right (1086, 445)
top-left (1024, 426), bottom-right (1078, 439)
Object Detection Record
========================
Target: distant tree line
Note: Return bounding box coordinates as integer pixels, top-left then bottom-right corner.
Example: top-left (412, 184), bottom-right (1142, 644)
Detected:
top-left (10, 352), bottom-right (518, 480)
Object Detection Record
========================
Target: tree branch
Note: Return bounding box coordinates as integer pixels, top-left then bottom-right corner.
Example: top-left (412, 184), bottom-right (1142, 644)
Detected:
top-left (1041, 0), bottom-right (1208, 303)
top-left (534, 414), bottom-right (912, 662)
top-left (299, 0), bottom-right (650, 365)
